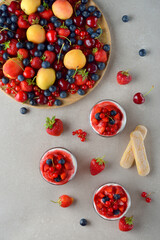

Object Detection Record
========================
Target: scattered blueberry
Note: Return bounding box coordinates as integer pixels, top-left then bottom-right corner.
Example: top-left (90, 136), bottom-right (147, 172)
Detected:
top-left (69, 24), bottom-right (76, 32)
top-left (37, 43), bottom-right (46, 51)
top-left (93, 10), bottom-right (102, 18)
top-left (20, 107), bottom-right (28, 114)
top-left (37, 5), bottom-right (45, 12)
top-left (18, 75), bottom-right (25, 82)
top-left (110, 110), bottom-right (117, 116)
top-left (56, 71), bottom-right (62, 79)
top-left (91, 73), bottom-right (99, 81)
top-left (42, 61), bottom-right (51, 68)
top-left (26, 41), bottom-right (34, 50)
top-left (139, 49), bottom-right (146, 57)
top-left (113, 210), bottom-right (120, 215)
top-left (11, 14), bottom-right (18, 23)
top-left (54, 99), bottom-right (62, 106)
top-left (49, 85), bottom-right (57, 92)
top-left (114, 194), bottom-right (121, 200)
top-left (47, 44), bottom-right (54, 51)
top-left (50, 16), bottom-right (57, 23)
top-left (109, 119), bottom-right (115, 125)
top-left (2, 77), bottom-right (9, 84)
top-left (122, 15), bottom-right (129, 22)
top-left (82, 10), bottom-right (90, 18)
top-left (54, 20), bottom-right (61, 28)
top-left (46, 159), bottom-right (53, 166)
top-left (65, 18), bottom-right (73, 26)
top-left (97, 62), bottom-right (106, 70)
top-left (34, 51), bottom-right (43, 57)
top-left (102, 196), bottom-right (110, 203)
top-left (3, 52), bottom-right (9, 60)
top-left (40, 19), bottom-right (48, 26)
top-left (88, 6), bottom-right (96, 12)
top-left (27, 92), bottom-right (35, 99)
top-left (77, 40), bottom-right (83, 45)
top-left (78, 89), bottom-right (85, 95)
top-left (87, 54), bottom-right (94, 62)
top-left (80, 219), bottom-right (87, 226)
top-left (87, 27), bottom-right (94, 35)
top-left (103, 44), bottom-right (110, 52)
top-left (58, 158), bottom-right (65, 165)
top-left (23, 58), bottom-right (30, 66)
top-left (95, 113), bottom-right (101, 120)
top-left (60, 91), bottom-right (67, 98)
top-left (44, 89), bottom-right (51, 97)
top-left (79, 4), bottom-right (86, 12)
top-left (54, 175), bottom-right (62, 182)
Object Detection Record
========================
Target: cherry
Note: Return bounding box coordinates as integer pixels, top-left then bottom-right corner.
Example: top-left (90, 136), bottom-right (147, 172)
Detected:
top-left (36, 94), bottom-right (48, 105)
top-left (86, 16), bottom-right (98, 28)
top-left (46, 23), bottom-right (55, 31)
top-left (15, 91), bottom-right (28, 102)
top-left (141, 192), bottom-right (147, 198)
top-left (58, 79), bottom-right (70, 91)
top-left (23, 67), bottom-right (35, 78)
top-left (46, 30), bottom-right (57, 43)
top-left (0, 33), bottom-right (8, 44)
top-left (15, 28), bottom-right (26, 40)
top-left (133, 86), bottom-right (154, 104)
top-left (54, 60), bottom-right (63, 71)
top-left (86, 63), bottom-right (98, 73)
top-left (73, 16), bottom-right (84, 27)
top-left (146, 197), bottom-right (152, 203)
top-left (8, 1), bottom-right (20, 13)
top-left (84, 38), bottom-right (95, 48)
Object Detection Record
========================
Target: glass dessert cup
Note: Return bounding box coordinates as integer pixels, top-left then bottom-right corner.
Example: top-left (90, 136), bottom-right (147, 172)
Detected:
top-left (93, 183), bottom-right (131, 221)
top-left (90, 99), bottom-right (127, 137)
top-left (40, 147), bottom-right (77, 185)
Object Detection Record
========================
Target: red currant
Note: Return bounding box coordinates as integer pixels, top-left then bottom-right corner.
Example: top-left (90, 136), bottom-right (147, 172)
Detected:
top-left (141, 192), bottom-right (147, 198)
top-left (146, 197), bottom-right (152, 203)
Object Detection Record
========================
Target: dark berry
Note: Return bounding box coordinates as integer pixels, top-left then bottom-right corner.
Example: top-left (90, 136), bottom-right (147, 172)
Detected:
top-left (2, 77), bottom-right (9, 84)
top-left (20, 107), bottom-right (28, 114)
top-left (93, 11), bottom-right (102, 18)
top-left (42, 61), bottom-right (51, 68)
top-left (109, 119), bottom-right (115, 125)
top-left (54, 99), bottom-right (62, 106)
top-left (0, 4), bottom-right (8, 12)
top-left (40, 19), bottom-right (48, 26)
top-left (122, 15), bottom-right (129, 22)
top-left (79, 4), bottom-right (86, 12)
top-left (18, 75), bottom-right (25, 82)
top-left (113, 194), bottom-right (121, 200)
top-left (70, 32), bottom-right (75, 38)
top-left (37, 43), bottom-right (46, 51)
top-left (110, 110), bottom-right (117, 116)
top-left (26, 42), bottom-right (35, 50)
top-left (3, 52), bottom-right (9, 60)
top-left (67, 77), bottom-right (75, 84)
top-left (88, 6), bottom-right (96, 12)
top-left (2, 12), bottom-right (9, 18)
top-left (54, 20), bottom-right (61, 28)
top-left (81, 0), bottom-right (88, 3)
top-left (49, 85), bottom-right (57, 92)
top-left (65, 18), bottom-right (73, 26)
top-left (58, 38), bottom-right (64, 46)
top-left (27, 91), bottom-right (35, 99)
top-left (70, 38), bottom-right (76, 44)
top-left (102, 196), bottom-right (110, 203)
top-left (97, 62), bottom-right (105, 70)
top-left (11, 14), bottom-right (18, 23)
top-left (37, 5), bottom-right (45, 12)
top-left (46, 159), bottom-right (52, 166)
top-left (0, 17), bottom-right (5, 24)
top-left (60, 91), bottom-right (67, 98)
top-left (95, 113), bottom-right (101, 120)
top-left (77, 40), bottom-right (83, 45)
top-left (16, 42), bottom-right (25, 49)
top-left (50, 16), bottom-right (57, 23)
top-left (68, 69), bottom-right (75, 76)
top-left (82, 10), bottom-right (90, 18)
top-left (96, 28), bottom-right (102, 35)
top-left (23, 58), bottom-right (30, 66)
top-left (6, 17), bottom-right (12, 25)
top-left (34, 51), bottom-right (43, 57)
top-left (113, 210), bottom-right (120, 215)
top-left (10, 23), bottom-right (18, 31)
top-left (56, 71), bottom-right (62, 79)
top-left (62, 44), bottom-right (70, 51)
top-left (75, 10), bottom-right (81, 16)
top-left (30, 99), bottom-right (37, 105)
top-left (139, 49), bottom-right (146, 57)
top-left (7, 31), bottom-right (14, 38)
top-left (103, 44), bottom-right (110, 52)
top-left (80, 218), bottom-right (87, 226)
top-left (87, 54), bottom-right (94, 62)
top-left (44, 89), bottom-right (51, 97)
top-left (47, 44), bottom-right (54, 51)
top-left (87, 27), bottom-right (94, 35)
top-left (58, 158), bottom-right (65, 164)
top-left (54, 175), bottom-right (62, 182)
top-left (91, 32), bottom-right (99, 39)
top-left (91, 73), bottom-right (99, 81)
top-left (69, 24), bottom-right (76, 32)
top-left (77, 89), bottom-right (85, 95)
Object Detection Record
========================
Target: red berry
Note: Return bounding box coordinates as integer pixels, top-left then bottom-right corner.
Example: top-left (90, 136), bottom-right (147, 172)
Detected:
top-left (73, 16), bottom-right (84, 27)
top-left (15, 91), bottom-right (27, 102)
top-left (86, 63), bottom-right (98, 73)
top-left (86, 16), bottom-right (98, 28)
top-left (117, 71), bottom-right (132, 85)
top-left (46, 30), bottom-right (57, 43)
top-left (15, 28), bottom-right (26, 40)
top-left (23, 67), bottom-right (35, 78)
top-left (84, 38), bottom-right (95, 48)
top-left (133, 92), bottom-right (145, 104)
top-left (146, 197), bottom-right (152, 203)
top-left (141, 192), bottom-right (147, 198)
top-left (8, 1), bottom-right (20, 13)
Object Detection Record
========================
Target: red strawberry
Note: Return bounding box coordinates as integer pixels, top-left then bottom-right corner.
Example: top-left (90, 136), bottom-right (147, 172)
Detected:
top-left (117, 71), bottom-right (132, 85)
top-left (57, 26), bottom-right (70, 39)
top-left (18, 15), bottom-right (30, 29)
top-left (90, 156), bottom-right (105, 175)
top-left (4, 39), bottom-right (18, 56)
top-left (119, 216), bottom-right (134, 232)
top-left (28, 13), bottom-right (40, 25)
top-left (20, 80), bottom-right (33, 92)
top-left (42, 51), bottom-right (56, 64)
top-left (17, 49), bottom-right (29, 59)
top-left (40, 9), bottom-right (53, 21)
top-left (45, 116), bottom-right (63, 136)
top-left (51, 195), bottom-right (73, 208)
top-left (31, 57), bottom-right (42, 69)
top-left (93, 48), bottom-right (108, 62)
top-left (74, 69), bottom-right (88, 86)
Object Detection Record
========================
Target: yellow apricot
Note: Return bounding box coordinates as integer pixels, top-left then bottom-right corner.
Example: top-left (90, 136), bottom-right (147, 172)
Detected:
top-left (63, 49), bottom-right (86, 70)
top-left (36, 68), bottom-right (56, 90)
top-left (26, 25), bottom-right (46, 44)
top-left (52, 0), bottom-right (73, 20)
top-left (21, 0), bottom-right (41, 15)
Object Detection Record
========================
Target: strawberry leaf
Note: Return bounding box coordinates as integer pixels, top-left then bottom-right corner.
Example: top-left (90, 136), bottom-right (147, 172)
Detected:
top-left (17, 52), bottom-right (23, 60)
top-left (44, 116), bottom-right (56, 129)
top-left (125, 216), bottom-right (133, 225)
top-left (92, 47), bottom-right (98, 54)
top-left (95, 156), bottom-right (105, 165)
top-left (3, 41), bottom-right (10, 50)
top-left (77, 69), bottom-right (89, 81)
top-left (26, 78), bottom-right (36, 86)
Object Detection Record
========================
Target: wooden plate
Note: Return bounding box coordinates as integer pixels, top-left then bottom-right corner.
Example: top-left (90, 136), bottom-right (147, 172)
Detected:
top-left (0, 0), bottom-right (111, 108)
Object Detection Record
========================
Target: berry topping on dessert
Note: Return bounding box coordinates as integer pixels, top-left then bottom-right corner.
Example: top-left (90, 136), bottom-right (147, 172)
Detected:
top-left (45, 116), bottom-right (63, 136)
top-left (51, 195), bottom-right (74, 208)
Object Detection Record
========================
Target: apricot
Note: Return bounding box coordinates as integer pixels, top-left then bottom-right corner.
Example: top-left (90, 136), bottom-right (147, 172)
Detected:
top-left (26, 25), bottom-right (46, 44)
top-left (36, 68), bottom-right (56, 90)
top-left (63, 49), bottom-right (86, 70)
top-left (3, 58), bottom-right (23, 79)
top-left (52, 0), bottom-right (73, 20)
top-left (21, 0), bottom-right (41, 15)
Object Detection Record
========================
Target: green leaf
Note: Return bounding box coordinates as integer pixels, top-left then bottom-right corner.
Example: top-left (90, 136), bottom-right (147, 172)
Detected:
top-left (125, 216), bottom-right (133, 225)
top-left (3, 41), bottom-right (10, 50)
top-left (44, 116), bottom-right (56, 129)
top-left (95, 156), bottom-right (105, 165)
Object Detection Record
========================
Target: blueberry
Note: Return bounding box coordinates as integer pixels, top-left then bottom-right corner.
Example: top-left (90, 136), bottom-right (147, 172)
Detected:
top-left (80, 219), bottom-right (87, 226)
top-left (77, 40), bottom-right (83, 46)
top-left (58, 38), bottom-right (64, 46)
top-left (91, 32), bottom-right (99, 39)
top-left (97, 62), bottom-right (106, 70)
top-left (2, 12), bottom-right (9, 18)
top-left (0, 4), bottom-right (8, 12)
top-left (69, 24), bottom-right (76, 32)
top-left (87, 54), bottom-right (94, 63)
top-left (56, 71), bottom-right (62, 79)
top-left (7, 31), bottom-right (14, 38)
top-left (62, 44), bottom-right (70, 51)
top-left (3, 52), bottom-right (9, 60)
top-left (58, 158), bottom-right (65, 164)
top-left (139, 49), bottom-right (146, 57)
top-left (27, 91), bottom-right (35, 99)
top-left (10, 23), bottom-right (18, 31)
top-left (54, 175), bottom-right (62, 182)
top-left (95, 113), bottom-right (101, 120)
top-left (81, 0), bottom-right (88, 3)
top-left (75, 9), bottom-right (81, 16)
top-left (109, 119), bottom-right (115, 125)
top-left (54, 20), bottom-right (61, 28)
top-left (29, 99), bottom-right (37, 106)
top-left (68, 69), bottom-right (75, 76)
top-left (37, 5), bottom-right (45, 12)
top-left (78, 89), bottom-right (85, 95)
top-left (60, 91), bottom-right (67, 98)
top-left (87, 27), bottom-right (94, 35)
top-left (3, 24), bottom-right (8, 29)
top-left (91, 73), bottom-right (99, 81)
top-left (113, 194), bottom-right (121, 200)
top-left (16, 42), bottom-right (24, 49)
top-left (0, 17), bottom-right (5, 24)
top-left (6, 17), bottom-right (12, 25)
top-left (70, 32), bottom-right (75, 38)
top-left (26, 42), bottom-right (34, 50)
top-left (96, 28), bottom-right (102, 35)
top-left (79, 4), bottom-right (86, 12)
top-left (44, 89), bottom-right (51, 97)
top-left (23, 58), bottom-right (30, 66)
top-left (88, 5), bottom-right (96, 12)
top-left (18, 75), bottom-right (25, 82)
top-left (47, 44), bottom-right (54, 51)
top-left (93, 10), bottom-right (102, 18)
top-left (70, 38), bottom-right (76, 44)
top-left (122, 15), bottom-right (129, 22)
top-left (103, 44), bottom-right (110, 52)
top-left (37, 43), bottom-right (46, 51)
top-left (11, 14), bottom-right (18, 23)
top-left (68, 77), bottom-right (75, 84)
top-left (34, 51), bottom-right (43, 57)
top-left (46, 159), bottom-right (53, 166)
top-left (65, 18), bottom-right (73, 26)
top-left (102, 196), bottom-right (110, 203)
top-left (2, 77), bottom-right (9, 84)
top-left (42, 61), bottom-right (50, 68)
top-left (0, 44), bottom-right (3, 51)
top-left (20, 107), bottom-right (28, 114)
top-left (82, 10), bottom-right (90, 18)
top-left (113, 210), bottom-right (120, 215)
top-left (54, 99), bottom-right (62, 106)
top-left (57, 53), bottom-right (64, 60)
top-left (50, 16), bottom-right (57, 23)
top-left (110, 110), bottom-right (117, 116)
top-left (49, 85), bottom-right (57, 92)
top-left (40, 19), bottom-right (47, 26)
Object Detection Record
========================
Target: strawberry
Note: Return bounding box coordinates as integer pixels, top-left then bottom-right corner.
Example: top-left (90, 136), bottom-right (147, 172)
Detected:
top-left (93, 48), bottom-right (108, 62)
top-left (17, 49), bottom-right (29, 59)
top-left (51, 195), bottom-right (73, 208)
top-left (117, 71), bottom-right (132, 85)
top-left (45, 116), bottom-right (63, 136)
top-left (40, 9), bottom-right (53, 21)
top-left (4, 39), bottom-right (18, 56)
top-left (18, 15), bottom-right (30, 29)
top-left (30, 57), bottom-right (42, 69)
top-left (42, 51), bottom-right (56, 64)
top-left (57, 26), bottom-right (70, 39)
top-left (90, 156), bottom-right (105, 175)
top-left (28, 13), bottom-right (40, 25)
top-left (74, 69), bottom-right (88, 86)
top-left (119, 216), bottom-right (134, 232)
top-left (20, 80), bottom-right (34, 92)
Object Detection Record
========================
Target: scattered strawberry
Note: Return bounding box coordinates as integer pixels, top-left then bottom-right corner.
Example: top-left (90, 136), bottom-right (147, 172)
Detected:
top-left (28, 13), bottom-right (40, 25)
top-left (90, 156), bottom-right (105, 175)
top-left (45, 116), bottom-right (63, 136)
top-left (51, 195), bottom-right (73, 208)
top-left (72, 129), bottom-right (87, 142)
top-left (18, 15), bottom-right (30, 29)
top-left (93, 48), bottom-right (108, 62)
top-left (4, 39), bottom-right (18, 56)
top-left (119, 216), bottom-right (134, 232)
top-left (117, 70), bottom-right (132, 85)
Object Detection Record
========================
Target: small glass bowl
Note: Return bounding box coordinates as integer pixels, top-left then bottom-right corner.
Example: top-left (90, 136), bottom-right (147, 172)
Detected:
top-left (93, 183), bottom-right (131, 221)
top-left (89, 99), bottom-right (127, 137)
top-left (40, 147), bottom-right (77, 185)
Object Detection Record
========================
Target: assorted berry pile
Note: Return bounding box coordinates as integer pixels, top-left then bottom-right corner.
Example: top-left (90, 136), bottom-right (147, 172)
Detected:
top-left (72, 129), bottom-right (87, 141)
top-left (0, 0), bottom-right (110, 107)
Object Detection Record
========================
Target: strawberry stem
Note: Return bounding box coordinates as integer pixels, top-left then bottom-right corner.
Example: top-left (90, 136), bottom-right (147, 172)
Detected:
top-left (144, 85), bottom-right (154, 97)
top-left (50, 200), bottom-right (58, 204)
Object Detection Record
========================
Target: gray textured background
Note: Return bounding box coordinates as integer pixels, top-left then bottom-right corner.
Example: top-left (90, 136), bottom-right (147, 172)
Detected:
top-left (0, 0), bottom-right (160, 239)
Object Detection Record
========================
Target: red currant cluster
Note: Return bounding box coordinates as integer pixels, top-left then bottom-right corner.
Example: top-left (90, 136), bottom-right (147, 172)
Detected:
top-left (141, 192), bottom-right (152, 203)
top-left (72, 129), bottom-right (87, 142)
